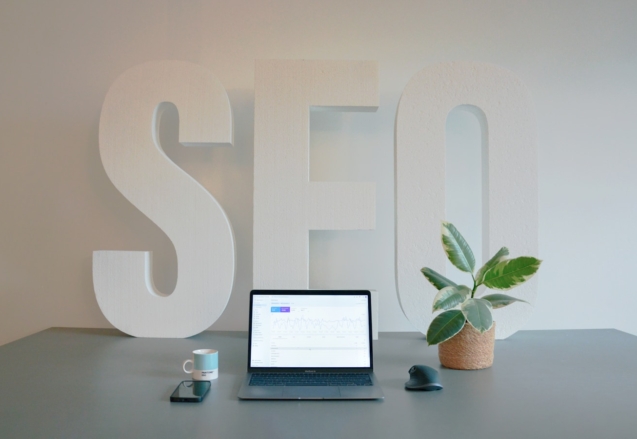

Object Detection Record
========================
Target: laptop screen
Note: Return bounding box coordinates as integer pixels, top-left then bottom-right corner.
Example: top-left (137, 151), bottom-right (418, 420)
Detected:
top-left (249, 292), bottom-right (371, 368)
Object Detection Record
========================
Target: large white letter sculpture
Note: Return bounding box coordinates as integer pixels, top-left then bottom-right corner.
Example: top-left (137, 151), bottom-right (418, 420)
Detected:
top-left (396, 62), bottom-right (538, 339)
top-left (94, 61), bottom-right (235, 338)
top-left (253, 60), bottom-right (378, 288)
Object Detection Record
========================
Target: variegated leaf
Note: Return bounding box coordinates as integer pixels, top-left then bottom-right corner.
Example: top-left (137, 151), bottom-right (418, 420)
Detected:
top-left (421, 267), bottom-right (457, 290)
top-left (483, 257), bottom-right (542, 290)
top-left (475, 247), bottom-right (509, 285)
top-left (441, 222), bottom-right (475, 273)
top-left (426, 310), bottom-right (466, 346)
top-left (481, 293), bottom-right (529, 309)
top-left (432, 285), bottom-right (471, 312)
top-left (461, 298), bottom-right (493, 333)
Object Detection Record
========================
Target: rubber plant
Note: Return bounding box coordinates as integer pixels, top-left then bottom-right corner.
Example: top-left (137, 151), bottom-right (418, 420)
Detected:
top-left (422, 222), bottom-right (542, 345)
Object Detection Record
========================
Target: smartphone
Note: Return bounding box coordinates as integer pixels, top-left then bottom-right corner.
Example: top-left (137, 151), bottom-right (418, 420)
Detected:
top-left (170, 380), bottom-right (211, 402)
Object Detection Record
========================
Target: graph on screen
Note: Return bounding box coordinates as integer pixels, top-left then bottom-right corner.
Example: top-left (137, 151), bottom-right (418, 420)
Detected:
top-left (270, 314), bottom-right (367, 334)
top-left (250, 294), bottom-right (371, 368)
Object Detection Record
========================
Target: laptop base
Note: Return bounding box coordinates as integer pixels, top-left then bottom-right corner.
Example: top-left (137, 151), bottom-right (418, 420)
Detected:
top-left (237, 372), bottom-right (384, 400)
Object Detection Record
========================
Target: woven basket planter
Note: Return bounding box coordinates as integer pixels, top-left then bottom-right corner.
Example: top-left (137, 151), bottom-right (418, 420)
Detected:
top-left (438, 322), bottom-right (496, 370)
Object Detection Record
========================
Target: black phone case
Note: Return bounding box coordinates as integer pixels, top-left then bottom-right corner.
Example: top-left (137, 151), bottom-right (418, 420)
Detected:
top-left (170, 380), bottom-right (211, 402)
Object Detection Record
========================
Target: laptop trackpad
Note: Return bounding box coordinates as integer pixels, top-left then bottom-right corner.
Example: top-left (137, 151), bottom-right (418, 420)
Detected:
top-left (283, 386), bottom-right (341, 399)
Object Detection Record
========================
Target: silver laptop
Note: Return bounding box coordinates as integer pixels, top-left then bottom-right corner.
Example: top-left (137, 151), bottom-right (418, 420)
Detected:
top-left (237, 290), bottom-right (384, 400)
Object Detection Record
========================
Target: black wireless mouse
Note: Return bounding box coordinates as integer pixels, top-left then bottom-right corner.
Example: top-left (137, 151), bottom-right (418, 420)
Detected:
top-left (405, 365), bottom-right (443, 391)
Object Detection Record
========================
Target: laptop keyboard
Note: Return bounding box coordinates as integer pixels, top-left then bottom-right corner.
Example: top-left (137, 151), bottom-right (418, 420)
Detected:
top-left (249, 372), bottom-right (373, 387)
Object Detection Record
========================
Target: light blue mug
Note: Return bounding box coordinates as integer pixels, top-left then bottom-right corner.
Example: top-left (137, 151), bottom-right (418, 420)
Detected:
top-left (183, 349), bottom-right (218, 381)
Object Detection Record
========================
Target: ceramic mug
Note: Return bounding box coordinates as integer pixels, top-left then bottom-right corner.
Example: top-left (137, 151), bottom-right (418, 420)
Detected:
top-left (183, 349), bottom-right (218, 380)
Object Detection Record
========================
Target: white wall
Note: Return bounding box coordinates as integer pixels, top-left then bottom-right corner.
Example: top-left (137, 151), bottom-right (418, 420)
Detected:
top-left (1, 0), bottom-right (636, 345)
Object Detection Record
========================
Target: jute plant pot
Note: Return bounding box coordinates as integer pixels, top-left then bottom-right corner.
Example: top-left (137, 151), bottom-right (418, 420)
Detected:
top-left (438, 322), bottom-right (496, 370)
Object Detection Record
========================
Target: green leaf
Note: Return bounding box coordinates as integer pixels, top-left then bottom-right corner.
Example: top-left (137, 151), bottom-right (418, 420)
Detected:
top-left (461, 298), bottom-right (493, 333)
top-left (481, 293), bottom-right (529, 309)
top-left (432, 285), bottom-right (471, 312)
top-left (420, 267), bottom-right (458, 290)
top-left (441, 222), bottom-right (475, 273)
top-left (475, 247), bottom-right (509, 285)
top-left (483, 256), bottom-right (542, 290)
top-left (426, 310), bottom-right (466, 345)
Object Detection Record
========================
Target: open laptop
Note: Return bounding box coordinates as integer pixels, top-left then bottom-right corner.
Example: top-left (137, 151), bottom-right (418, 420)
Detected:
top-left (237, 290), bottom-right (384, 400)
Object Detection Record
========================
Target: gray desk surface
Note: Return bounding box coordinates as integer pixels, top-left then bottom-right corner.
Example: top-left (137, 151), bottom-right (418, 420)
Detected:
top-left (1, 328), bottom-right (636, 438)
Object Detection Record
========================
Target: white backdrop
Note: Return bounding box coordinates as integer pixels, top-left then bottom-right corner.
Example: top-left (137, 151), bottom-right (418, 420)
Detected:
top-left (1, 0), bottom-right (637, 345)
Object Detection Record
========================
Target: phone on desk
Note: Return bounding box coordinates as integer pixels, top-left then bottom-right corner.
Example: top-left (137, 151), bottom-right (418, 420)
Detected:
top-left (170, 380), bottom-right (211, 402)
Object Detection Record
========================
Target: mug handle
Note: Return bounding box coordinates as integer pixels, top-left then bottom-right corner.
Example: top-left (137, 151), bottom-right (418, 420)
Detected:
top-left (183, 359), bottom-right (194, 374)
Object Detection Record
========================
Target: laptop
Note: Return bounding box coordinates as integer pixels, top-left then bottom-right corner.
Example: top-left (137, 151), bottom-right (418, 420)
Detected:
top-left (237, 290), bottom-right (384, 400)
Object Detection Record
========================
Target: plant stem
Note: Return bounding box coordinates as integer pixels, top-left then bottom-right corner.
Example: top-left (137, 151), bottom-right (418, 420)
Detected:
top-left (471, 274), bottom-right (477, 298)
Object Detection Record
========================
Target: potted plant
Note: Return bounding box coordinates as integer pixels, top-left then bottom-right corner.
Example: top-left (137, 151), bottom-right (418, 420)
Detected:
top-left (421, 222), bottom-right (541, 369)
